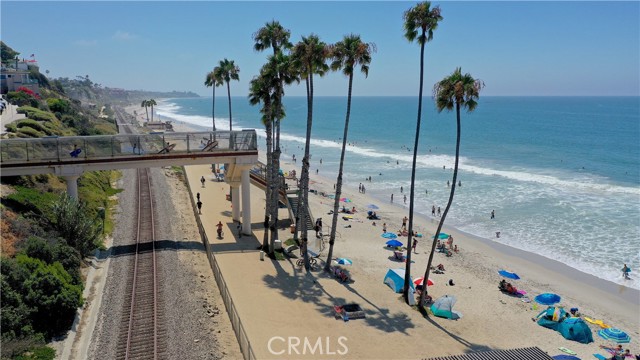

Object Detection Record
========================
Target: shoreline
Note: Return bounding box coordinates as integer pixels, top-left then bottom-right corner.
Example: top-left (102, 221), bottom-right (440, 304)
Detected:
top-left (153, 107), bottom-right (639, 298)
top-left (126, 104), bottom-right (639, 357)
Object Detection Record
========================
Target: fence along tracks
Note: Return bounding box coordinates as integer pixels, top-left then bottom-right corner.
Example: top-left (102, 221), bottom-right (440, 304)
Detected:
top-left (114, 147), bottom-right (166, 358)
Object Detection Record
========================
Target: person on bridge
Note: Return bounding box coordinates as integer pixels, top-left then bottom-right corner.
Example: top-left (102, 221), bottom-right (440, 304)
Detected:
top-left (197, 200), bottom-right (203, 214)
top-left (200, 176), bottom-right (206, 187)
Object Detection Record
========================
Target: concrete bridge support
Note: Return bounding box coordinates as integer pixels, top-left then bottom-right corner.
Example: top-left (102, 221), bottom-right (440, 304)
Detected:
top-left (241, 169), bottom-right (251, 235)
top-left (231, 184), bottom-right (240, 222)
top-left (65, 175), bottom-right (80, 199)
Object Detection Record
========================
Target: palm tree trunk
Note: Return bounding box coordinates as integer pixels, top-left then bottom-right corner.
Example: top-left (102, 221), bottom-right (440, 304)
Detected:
top-left (151, 105), bottom-right (154, 122)
top-left (325, 73), bottom-right (354, 271)
top-left (270, 118), bottom-right (282, 245)
top-left (226, 81), bottom-right (233, 131)
top-left (301, 72), bottom-right (314, 271)
top-left (419, 102), bottom-right (461, 310)
top-left (212, 85), bottom-right (216, 131)
top-left (263, 119), bottom-right (273, 252)
top-left (145, 105), bottom-right (149, 123)
top-left (293, 77), bottom-right (311, 244)
top-left (404, 32), bottom-right (426, 304)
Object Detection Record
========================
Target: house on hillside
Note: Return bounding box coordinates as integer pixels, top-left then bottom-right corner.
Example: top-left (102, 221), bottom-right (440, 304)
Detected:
top-left (0, 60), bottom-right (40, 95)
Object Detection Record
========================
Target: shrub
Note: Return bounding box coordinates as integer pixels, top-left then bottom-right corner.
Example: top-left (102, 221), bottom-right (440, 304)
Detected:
top-left (46, 98), bottom-right (70, 114)
top-left (16, 127), bottom-right (43, 138)
top-left (50, 194), bottom-right (102, 257)
top-left (16, 119), bottom-right (48, 134)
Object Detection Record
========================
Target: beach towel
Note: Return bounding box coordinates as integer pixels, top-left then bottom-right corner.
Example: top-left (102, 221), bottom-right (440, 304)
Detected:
top-left (592, 354), bottom-right (607, 360)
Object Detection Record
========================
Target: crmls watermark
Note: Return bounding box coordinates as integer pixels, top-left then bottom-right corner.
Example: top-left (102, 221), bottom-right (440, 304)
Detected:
top-left (267, 336), bottom-right (348, 356)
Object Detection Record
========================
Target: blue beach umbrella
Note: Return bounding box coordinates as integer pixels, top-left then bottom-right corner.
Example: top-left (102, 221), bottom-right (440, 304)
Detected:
top-left (434, 233), bottom-right (449, 240)
top-left (335, 258), bottom-right (353, 265)
top-left (598, 328), bottom-right (631, 343)
top-left (534, 293), bottom-right (561, 305)
top-left (367, 204), bottom-right (379, 210)
top-left (381, 232), bottom-right (398, 239)
top-left (498, 270), bottom-right (521, 280)
top-left (386, 239), bottom-right (403, 247)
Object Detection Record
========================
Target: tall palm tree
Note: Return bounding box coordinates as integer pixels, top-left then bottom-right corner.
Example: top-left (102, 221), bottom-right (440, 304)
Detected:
top-left (324, 35), bottom-right (375, 271)
top-left (291, 34), bottom-right (329, 271)
top-left (253, 21), bottom-right (294, 253)
top-left (402, 1), bottom-right (443, 304)
top-left (418, 68), bottom-right (483, 309)
top-left (217, 58), bottom-right (240, 131)
top-left (148, 98), bottom-right (157, 122)
top-left (204, 69), bottom-right (223, 131)
top-left (249, 70), bottom-right (276, 252)
top-left (141, 99), bottom-right (149, 122)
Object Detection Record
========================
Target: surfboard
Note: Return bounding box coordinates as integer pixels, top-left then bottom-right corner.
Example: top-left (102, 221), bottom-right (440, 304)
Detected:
top-left (559, 347), bottom-right (577, 355)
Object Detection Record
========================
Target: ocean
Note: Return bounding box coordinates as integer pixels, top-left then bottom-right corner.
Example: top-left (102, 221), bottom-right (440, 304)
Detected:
top-left (155, 96), bottom-right (640, 289)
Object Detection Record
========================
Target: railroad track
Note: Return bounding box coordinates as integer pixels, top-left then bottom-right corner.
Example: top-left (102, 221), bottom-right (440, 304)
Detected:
top-left (114, 160), bottom-right (166, 359)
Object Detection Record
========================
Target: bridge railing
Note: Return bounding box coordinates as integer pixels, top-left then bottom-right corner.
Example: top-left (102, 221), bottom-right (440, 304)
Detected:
top-left (0, 130), bottom-right (257, 164)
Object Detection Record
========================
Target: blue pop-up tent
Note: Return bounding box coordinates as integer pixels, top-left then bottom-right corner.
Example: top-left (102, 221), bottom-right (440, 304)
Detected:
top-left (558, 317), bottom-right (593, 344)
top-left (383, 269), bottom-right (414, 293)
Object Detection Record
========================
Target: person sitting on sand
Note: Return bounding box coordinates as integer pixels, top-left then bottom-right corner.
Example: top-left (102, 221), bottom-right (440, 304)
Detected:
top-left (569, 307), bottom-right (581, 317)
top-left (351, 206), bottom-right (357, 213)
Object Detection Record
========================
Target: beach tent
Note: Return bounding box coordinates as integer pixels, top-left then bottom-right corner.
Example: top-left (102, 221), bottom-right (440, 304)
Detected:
top-left (383, 269), bottom-right (414, 293)
top-left (558, 318), bottom-right (593, 344)
top-left (431, 295), bottom-right (462, 320)
top-left (536, 306), bottom-right (567, 331)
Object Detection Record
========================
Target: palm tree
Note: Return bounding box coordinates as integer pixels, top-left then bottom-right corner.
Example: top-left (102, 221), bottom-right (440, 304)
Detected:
top-left (402, 1), bottom-right (443, 304)
top-left (291, 34), bottom-right (329, 271)
top-left (418, 68), bottom-right (483, 309)
top-left (253, 21), bottom-right (294, 253)
top-left (324, 35), bottom-right (375, 271)
top-left (141, 99), bottom-right (149, 122)
top-left (204, 69), bottom-right (223, 131)
top-left (148, 98), bottom-right (157, 122)
top-left (217, 58), bottom-right (240, 130)
top-left (249, 70), bottom-right (276, 252)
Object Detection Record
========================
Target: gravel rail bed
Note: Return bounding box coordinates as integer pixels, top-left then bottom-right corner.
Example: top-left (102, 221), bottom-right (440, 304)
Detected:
top-left (88, 165), bottom-right (241, 359)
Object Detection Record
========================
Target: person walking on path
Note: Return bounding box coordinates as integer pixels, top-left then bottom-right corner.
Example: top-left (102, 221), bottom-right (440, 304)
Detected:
top-left (196, 192), bottom-right (201, 201)
top-left (197, 200), bottom-right (203, 214)
top-left (200, 176), bottom-right (206, 188)
top-left (491, 210), bottom-right (495, 219)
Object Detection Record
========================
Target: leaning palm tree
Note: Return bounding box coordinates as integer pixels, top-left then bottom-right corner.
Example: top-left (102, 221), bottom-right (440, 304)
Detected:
top-left (217, 58), bottom-right (240, 130)
top-left (141, 99), bottom-right (149, 122)
top-left (249, 70), bottom-right (276, 252)
top-left (402, 1), bottom-right (443, 304)
top-left (324, 35), bottom-right (375, 271)
top-left (148, 98), bottom-right (157, 122)
top-left (291, 34), bottom-right (329, 271)
top-left (418, 68), bottom-right (483, 310)
top-left (204, 69), bottom-right (223, 131)
top-left (253, 21), bottom-right (294, 253)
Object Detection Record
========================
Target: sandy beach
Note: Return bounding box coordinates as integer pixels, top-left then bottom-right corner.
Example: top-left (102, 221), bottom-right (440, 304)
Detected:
top-left (126, 106), bottom-right (639, 359)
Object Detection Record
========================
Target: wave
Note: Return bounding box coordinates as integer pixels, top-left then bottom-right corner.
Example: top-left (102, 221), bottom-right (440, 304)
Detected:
top-left (156, 100), bottom-right (640, 196)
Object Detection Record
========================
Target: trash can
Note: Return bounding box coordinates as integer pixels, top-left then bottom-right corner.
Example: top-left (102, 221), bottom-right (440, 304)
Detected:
top-left (290, 224), bottom-right (295, 234)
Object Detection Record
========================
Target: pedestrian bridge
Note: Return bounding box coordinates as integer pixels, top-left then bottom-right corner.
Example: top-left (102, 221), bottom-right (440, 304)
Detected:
top-left (0, 130), bottom-right (259, 234)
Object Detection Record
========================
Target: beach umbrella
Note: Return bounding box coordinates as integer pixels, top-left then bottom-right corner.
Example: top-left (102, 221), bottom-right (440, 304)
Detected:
top-left (498, 270), bottom-right (520, 280)
top-left (597, 328), bottom-right (631, 343)
top-left (381, 232), bottom-right (398, 239)
top-left (340, 197), bottom-right (351, 203)
top-left (413, 277), bottom-right (434, 287)
top-left (366, 204), bottom-right (379, 210)
top-left (386, 239), bottom-right (403, 247)
top-left (335, 258), bottom-right (353, 265)
top-left (552, 355), bottom-right (581, 360)
top-left (434, 233), bottom-right (449, 240)
top-left (534, 293), bottom-right (561, 305)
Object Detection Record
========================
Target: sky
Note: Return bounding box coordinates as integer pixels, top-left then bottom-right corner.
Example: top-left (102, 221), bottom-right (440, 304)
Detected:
top-left (2, 1), bottom-right (639, 97)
